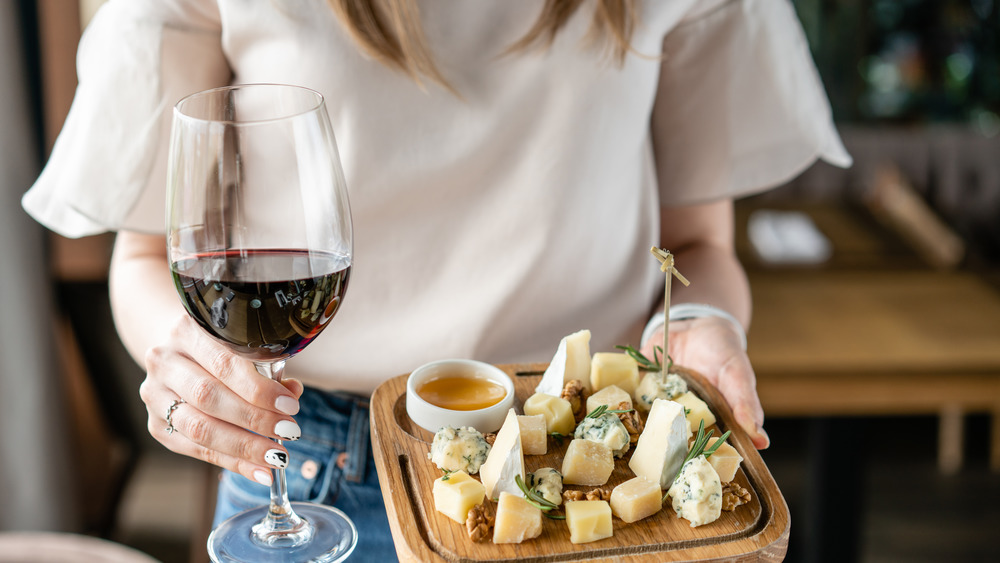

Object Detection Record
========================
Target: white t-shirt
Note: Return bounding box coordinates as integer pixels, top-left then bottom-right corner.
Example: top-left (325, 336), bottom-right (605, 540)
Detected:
top-left (23, 0), bottom-right (850, 394)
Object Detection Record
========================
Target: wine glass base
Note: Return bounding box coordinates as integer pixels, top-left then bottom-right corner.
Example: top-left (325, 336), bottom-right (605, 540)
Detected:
top-left (208, 502), bottom-right (358, 563)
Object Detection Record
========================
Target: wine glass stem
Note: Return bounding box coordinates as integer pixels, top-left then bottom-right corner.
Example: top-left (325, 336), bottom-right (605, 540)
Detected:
top-left (251, 359), bottom-right (313, 547)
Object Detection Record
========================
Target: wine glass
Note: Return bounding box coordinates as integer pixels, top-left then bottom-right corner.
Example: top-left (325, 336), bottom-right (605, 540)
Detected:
top-left (166, 84), bottom-right (357, 562)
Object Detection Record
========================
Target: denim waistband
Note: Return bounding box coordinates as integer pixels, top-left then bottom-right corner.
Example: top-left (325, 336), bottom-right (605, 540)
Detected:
top-left (297, 387), bottom-right (371, 484)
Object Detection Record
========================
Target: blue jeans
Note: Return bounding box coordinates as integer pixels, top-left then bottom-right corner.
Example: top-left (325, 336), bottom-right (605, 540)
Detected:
top-left (212, 387), bottom-right (398, 561)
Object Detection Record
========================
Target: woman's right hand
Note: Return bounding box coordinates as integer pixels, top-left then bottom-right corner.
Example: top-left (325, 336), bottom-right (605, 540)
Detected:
top-left (139, 313), bottom-right (305, 487)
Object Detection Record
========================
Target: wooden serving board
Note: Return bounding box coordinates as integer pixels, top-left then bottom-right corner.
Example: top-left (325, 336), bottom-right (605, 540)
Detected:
top-left (370, 364), bottom-right (789, 562)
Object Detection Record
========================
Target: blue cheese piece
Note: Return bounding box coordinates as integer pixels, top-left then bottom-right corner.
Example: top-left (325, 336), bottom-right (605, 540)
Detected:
top-left (535, 329), bottom-right (592, 396)
top-left (479, 409), bottom-right (524, 499)
top-left (628, 399), bottom-right (688, 489)
top-left (527, 467), bottom-right (563, 506)
top-left (574, 413), bottom-right (631, 458)
top-left (427, 426), bottom-right (491, 474)
top-left (666, 455), bottom-right (723, 527)
top-left (634, 371), bottom-right (688, 412)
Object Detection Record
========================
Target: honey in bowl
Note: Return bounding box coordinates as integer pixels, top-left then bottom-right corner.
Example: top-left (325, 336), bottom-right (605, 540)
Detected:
top-left (416, 374), bottom-right (507, 411)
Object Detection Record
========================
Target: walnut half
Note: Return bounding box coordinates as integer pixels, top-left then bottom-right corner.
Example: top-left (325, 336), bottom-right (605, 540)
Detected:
top-left (466, 504), bottom-right (493, 542)
top-left (615, 400), bottom-right (644, 443)
top-left (721, 482), bottom-right (751, 511)
top-left (562, 487), bottom-right (611, 503)
top-left (561, 379), bottom-right (588, 420)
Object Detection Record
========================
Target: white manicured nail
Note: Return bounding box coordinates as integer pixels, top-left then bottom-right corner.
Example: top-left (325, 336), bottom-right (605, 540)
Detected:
top-left (274, 420), bottom-right (301, 441)
top-left (264, 449), bottom-right (288, 468)
top-left (253, 470), bottom-right (272, 486)
top-left (275, 395), bottom-right (299, 415)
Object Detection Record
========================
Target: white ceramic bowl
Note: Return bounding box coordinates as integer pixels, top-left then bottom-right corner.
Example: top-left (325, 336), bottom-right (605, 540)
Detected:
top-left (406, 359), bottom-right (515, 434)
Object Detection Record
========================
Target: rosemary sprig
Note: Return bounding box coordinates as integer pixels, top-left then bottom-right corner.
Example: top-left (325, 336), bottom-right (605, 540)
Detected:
top-left (549, 431), bottom-right (567, 446)
top-left (662, 419), bottom-right (732, 503)
top-left (615, 344), bottom-right (674, 372)
top-left (441, 469), bottom-right (455, 481)
top-left (585, 404), bottom-right (633, 419)
top-left (515, 474), bottom-right (566, 519)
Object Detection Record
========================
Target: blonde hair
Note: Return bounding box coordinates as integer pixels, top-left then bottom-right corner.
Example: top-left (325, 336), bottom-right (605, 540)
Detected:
top-left (327, 0), bottom-right (637, 93)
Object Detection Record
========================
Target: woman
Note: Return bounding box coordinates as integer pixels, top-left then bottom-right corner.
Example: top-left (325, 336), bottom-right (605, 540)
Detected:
top-left (24, 0), bottom-right (850, 557)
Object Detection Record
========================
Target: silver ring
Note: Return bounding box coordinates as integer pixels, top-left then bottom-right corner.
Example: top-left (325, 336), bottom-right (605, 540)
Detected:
top-left (165, 399), bottom-right (185, 435)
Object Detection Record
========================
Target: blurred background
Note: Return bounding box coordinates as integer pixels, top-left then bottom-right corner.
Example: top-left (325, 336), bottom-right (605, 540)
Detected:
top-left (1, 0), bottom-right (998, 561)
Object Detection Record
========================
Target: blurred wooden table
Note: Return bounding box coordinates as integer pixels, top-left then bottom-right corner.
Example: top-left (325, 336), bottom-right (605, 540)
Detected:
top-left (737, 202), bottom-right (1000, 472)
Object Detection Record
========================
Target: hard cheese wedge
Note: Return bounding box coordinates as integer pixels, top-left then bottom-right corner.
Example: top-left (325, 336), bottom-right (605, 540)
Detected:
top-left (432, 471), bottom-right (485, 524)
top-left (517, 414), bottom-right (548, 455)
top-left (479, 409), bottom-right (524, 500)
top-left (535, 329), bottom-right (592, 396)
top-left (629, 398), bottom-right (688, 489)
top-left (706, 436), bottom-right (743, 482)
top-left (493, 491), bottom-right (542, 544)
top-left (674, 391), bottom-right (717, 431)
top-left (590, 352), bottom-right (639, 395)
top-left (565, 500), bottom-right (613, 544)
top-left (585, 385), bottom-right (632, 414)
top-left (609, 476), bottom-right (662, 523)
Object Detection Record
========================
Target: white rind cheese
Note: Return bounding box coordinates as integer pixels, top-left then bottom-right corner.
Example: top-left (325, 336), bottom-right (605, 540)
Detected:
top-left (427, 426), bottom-right (491, 474)
top-left (573, 412), bottom-right (630, 458)
top-left (634, 371), bottom-right (689, 412)
top-left (667, 455), bottom-right (722, 527)
top-left (479, 409), bottom-right (524, 500)
top-left (628, 398), bottom-right (688, 489)
top-left (536, 329), bottom-right (592, 396)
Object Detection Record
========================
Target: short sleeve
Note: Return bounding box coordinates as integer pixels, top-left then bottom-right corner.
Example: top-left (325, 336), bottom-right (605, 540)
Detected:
top-left (651, 0), bottom-right (852, 205)
top-left (22, 0), bottom-right (231, 238)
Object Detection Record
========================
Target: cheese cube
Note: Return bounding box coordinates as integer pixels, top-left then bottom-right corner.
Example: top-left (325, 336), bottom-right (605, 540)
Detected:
top-left (517, 414), bottom-right (548, 455)
top-left (432, 471), bottom-right (485, 524)
top-left (479, 409), bottom-right (524, 500)
top-left (629, 399), bottom-right (688, 489)
top-left (493, 491), bottom-right (542, 544)
top-left (565, 500), bottom-right (613, 544)
top-left (590, 353), bottom-right (639, 395)
top-left (523, 393), bottom-right (575, 435)
top-left (674, 391), bottom-right (716, 430)
top-left (562, 439), bottom-right (614, 486)
top-left (609, 476), bottom-right (662, 523)
top-left (536, 329), bottom-right (592, 395)
top-left (705, 436), bottom-right (743, 483)
top-left (585, 385), bottom-right (632, 414)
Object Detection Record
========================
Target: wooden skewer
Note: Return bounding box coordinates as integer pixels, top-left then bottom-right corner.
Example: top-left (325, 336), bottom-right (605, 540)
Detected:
top-left (650, 247), bottom-right (690, 369)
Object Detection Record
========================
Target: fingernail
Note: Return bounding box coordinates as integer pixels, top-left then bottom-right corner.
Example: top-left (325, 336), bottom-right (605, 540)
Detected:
top-left (253, 470), bottom-right (272, 486)
top-left (275, 395), bottom-right (299, 415)
top-left (274, 420), bottom-right (301, 441)
top-left (264, 449), bottom-right (288, 468)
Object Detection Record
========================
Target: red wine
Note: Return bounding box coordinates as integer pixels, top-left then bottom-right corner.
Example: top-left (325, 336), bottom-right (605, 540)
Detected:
top-left (171, 249), bottom-right (351, 361)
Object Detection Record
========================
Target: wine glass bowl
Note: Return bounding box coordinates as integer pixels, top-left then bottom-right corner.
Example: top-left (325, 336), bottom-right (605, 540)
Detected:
top-left (167, 84), bottom-right (357, 562)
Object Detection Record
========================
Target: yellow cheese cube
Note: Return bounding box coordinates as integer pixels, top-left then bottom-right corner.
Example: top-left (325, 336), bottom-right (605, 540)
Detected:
top-left (565, 500), bottom-right (613, 544)
top-left (493, 491), bottom-right (542, 544)
top-left (432, 471), bottom-right (485, 524)
top-left (590, 353), bottom-right (639, 396)
top-left (674, 391), bottom-right (716, 430)
top-left (561, 439), bottom-right (614, 486)
top-left (523, 393), bottom-right (575, 435)
top-left (585, 385), bottom-right (632, 414)
top-left (706, 436), bottom-right (743, 483)
top-left (609, 476), bottom-right (662, 523)
top-left (517, 414), bottom-right (547, 455)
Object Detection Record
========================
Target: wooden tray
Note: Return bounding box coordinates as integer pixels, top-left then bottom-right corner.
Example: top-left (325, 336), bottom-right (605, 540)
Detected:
top-left (370, 364), bottom-right (789, 562)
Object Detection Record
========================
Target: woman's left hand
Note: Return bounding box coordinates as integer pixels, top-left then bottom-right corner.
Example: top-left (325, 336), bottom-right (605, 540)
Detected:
top-left (640, 316), bottom-right (769, 449)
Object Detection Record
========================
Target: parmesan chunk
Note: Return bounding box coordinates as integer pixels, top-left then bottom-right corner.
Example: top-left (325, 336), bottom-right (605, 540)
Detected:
top-left (609, 476), bottom-right (662, 523)
top-left (706, 436), bottom-right (743, 483)
top-left (585, 385), bottom-right (632, 414)
top-left (517, 414), bottom-right (548, 455)
top-left (523, 392), bottom-right (575, 435)
top-left (562, 439), bottom-right (614, 486)
top-left (674, 391), bottom-right (716, 431)
top-left (493, 491), bottom-right (542, 544)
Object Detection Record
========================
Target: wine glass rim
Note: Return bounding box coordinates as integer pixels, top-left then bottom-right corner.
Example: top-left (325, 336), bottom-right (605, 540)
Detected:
top-left (174, 83), bottom-right (325, 125)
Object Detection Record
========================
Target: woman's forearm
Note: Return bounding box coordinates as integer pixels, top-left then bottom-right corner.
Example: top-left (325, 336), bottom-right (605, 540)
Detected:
top-left (109, 231), bottom-right (186, 367)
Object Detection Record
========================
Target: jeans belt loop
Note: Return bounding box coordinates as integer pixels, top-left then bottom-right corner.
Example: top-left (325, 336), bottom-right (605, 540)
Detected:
top-left (344, 399), bottom-right (370, 483)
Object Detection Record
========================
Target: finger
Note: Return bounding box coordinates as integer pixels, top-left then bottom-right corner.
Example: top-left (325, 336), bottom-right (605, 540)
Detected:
top-left (150, 345), bottom-right (302, 442)
top-left (716, 354), bottom-right (769, 449)
top-left (174, 317), bottom-right (301, 415)
top-left (151, 398), bottom-right (291, 482)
